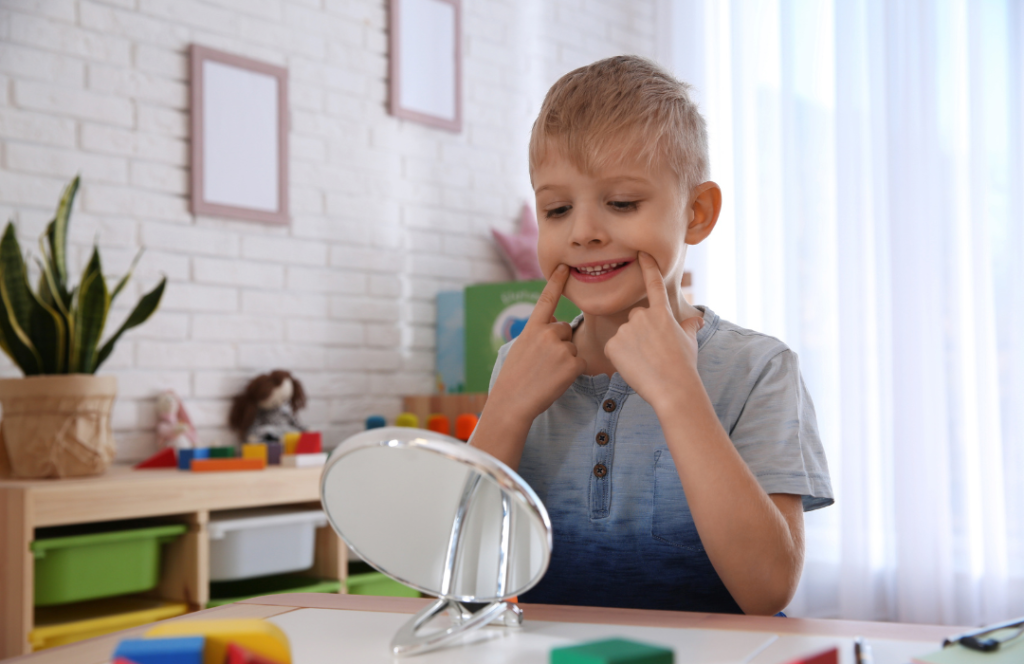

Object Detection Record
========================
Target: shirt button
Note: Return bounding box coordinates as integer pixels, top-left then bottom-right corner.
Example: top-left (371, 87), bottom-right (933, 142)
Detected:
top-left (602, 399), bottom-right (616, 413)
top-left (595, 432), bottom-right (609, 446)
top-left (593, 463), bottom-right (608, 478)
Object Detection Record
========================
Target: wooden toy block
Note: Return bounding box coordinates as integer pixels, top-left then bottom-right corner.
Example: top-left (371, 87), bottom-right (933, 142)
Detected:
top-left (550, 637), bottom-right (674, 664)
top-left (402, 393), bottom-right (487, 435)
top-left (267, 442), bottom-right (282, 464)
top-left (281, 452), bottom-right (327, 468)
top-left (395, 412), bottom-right (419, 427)
top-left (208, 446), bottom-right (236, 458)
top-left (365, 415), bottom-right (386, 429)
top-left (455, 413), bottom-right (479, 441)
top-left (241, 443), bottom-right (268, 463)
top-left (785, 647), bottom-right (838, 664)
top-left (113, 636), bottom-right (205, 664)
top-left (282, 432), bottom-right (301, 455)
top-left (177, 448), bottom-right (209, 470)
top-left (146, 619), bottom-right (291, 664)
top-left (190, 458), bottom-right (266, 472)
top-left (135, 447), bottom-right (177, 469)
top-left (225, 642), bottom-right (285, 664)
top-left (427, 414), bottom-right (450, 435)
top-left (296, 431), bottom-right (322, 453)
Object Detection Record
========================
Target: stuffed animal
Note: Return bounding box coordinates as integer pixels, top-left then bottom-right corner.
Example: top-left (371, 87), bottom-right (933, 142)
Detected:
top-left (228, 370), bottom-right (307, 443)
top-left (156, 391), bottom-right (198, 450)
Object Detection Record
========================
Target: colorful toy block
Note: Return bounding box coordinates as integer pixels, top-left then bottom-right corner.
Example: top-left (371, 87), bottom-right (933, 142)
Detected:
top-left (113, 636), bottom-right (205, 664)
top-left (208, 446), bottom-right (236, 458)
top-left (282, 432), bottom-right (301, 455)
top-left (395, 412), bottom-right (419, 428)
top-left (146, 619), bottom-right (291, 664)
top-left (365, 415), bottom-right (386, 429)
top-left (427, 414), bottom-right (450, 435)
top-left (241, 444), bottom-right (268, 464)
top-left (177, 448), bottom-right (210, 470)
top-left (190, 458), bottom-right (266, 472)
top-left (266, 442), bottom-right (282, 465)
top-left (550, 637), bottom-right (674, 664)
top-left (135, 447), bottom-right (177, 469)
top-left (785, 648), bottom-right (838, 664)
top-left (281, 452), bottom-right (327, 468)
top-left (295, 431), bottom-right (322, 454)
top-left (225, 642), bottom-right (285, 664)
top-left (455, 413), bottom-right (479, 441)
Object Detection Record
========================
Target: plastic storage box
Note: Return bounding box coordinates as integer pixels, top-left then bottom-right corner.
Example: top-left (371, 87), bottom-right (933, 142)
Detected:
top-left (207, 573), bottom-right (342, 607)
top-left (346, 572), bottom-right (420, 598)
top-left (30, 596), bottom-right (188, 651)
top-left (208, 508), bottom-right (328, 581)
top-left (32, 523), bottom-right (187, 606)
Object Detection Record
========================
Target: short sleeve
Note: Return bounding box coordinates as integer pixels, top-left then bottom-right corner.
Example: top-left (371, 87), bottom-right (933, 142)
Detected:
top-left (730, 349), bottom-right (834, 511)
top-left (466, 341), bottom-right (513, 446)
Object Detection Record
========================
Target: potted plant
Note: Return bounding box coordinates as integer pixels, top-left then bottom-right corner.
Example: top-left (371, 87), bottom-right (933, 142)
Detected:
top-left (0, 176), bottom-right (166, 478)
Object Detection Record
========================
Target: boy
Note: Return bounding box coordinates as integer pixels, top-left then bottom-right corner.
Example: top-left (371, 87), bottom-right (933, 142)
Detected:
top-left (471, 56), bottom-right (833, 615)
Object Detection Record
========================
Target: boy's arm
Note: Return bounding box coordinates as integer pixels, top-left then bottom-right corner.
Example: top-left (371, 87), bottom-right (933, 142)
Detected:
top-left (471, 265), bottom-right (586, 469)
top-left (606, 253), bottom-right (804, 615)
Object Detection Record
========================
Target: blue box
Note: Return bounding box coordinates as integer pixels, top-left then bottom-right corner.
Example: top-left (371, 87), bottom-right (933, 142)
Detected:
top-left (177, 448), bottom-right (210, 471)
top-left (113, 636), bottom-right (205, 664)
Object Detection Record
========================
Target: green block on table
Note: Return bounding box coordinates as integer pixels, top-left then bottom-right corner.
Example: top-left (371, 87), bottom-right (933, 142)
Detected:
top-left (551, 638), bottom-right (674, 664)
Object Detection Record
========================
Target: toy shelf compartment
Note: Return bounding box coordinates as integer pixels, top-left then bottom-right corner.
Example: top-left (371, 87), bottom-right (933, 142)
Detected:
top-left (207, 573), bottom-right (342, 608)
top-left (30, 595), bottom-right (188, 651)
top-left (208, 507), bottom-right (328, 581)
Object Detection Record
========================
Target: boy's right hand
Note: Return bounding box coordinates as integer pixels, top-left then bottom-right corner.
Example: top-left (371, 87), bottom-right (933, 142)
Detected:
top-left (488, 264), bottom-right (587, 421)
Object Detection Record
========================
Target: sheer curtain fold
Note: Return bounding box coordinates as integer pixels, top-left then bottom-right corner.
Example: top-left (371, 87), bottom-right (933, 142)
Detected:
top-left (665, 0), bottom-right (1022, 625)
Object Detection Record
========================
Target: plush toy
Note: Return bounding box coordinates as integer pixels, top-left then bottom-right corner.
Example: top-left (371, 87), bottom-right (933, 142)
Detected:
top-left (155, 391), bottom-right (198, 450)
top-left (228, 370), bottom-right (307, 443)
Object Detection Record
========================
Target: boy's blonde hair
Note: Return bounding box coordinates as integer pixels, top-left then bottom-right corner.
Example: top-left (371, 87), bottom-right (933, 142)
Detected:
top-left (529, 55), bottom-right (709, 194)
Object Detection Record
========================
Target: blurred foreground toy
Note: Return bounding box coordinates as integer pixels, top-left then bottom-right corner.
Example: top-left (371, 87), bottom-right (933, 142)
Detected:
top-left (114, 635), bottom-right (205, 664)
top-left (144, 618), bottom-right (291, 664)
top-left (178, 448), bottom-right (209, 470)
top-left (427, 414), bottom-right (450, 435)
top-left (550, 637), bottom-right (673, 664)
top-left (365, 415), bottom-right (386, 429)
top-left (395, 412), bottom-right (419, 428)
top-left (135, 447), bottom-right (177, 469)
top-left (455, 413), bottom-right (478, 441)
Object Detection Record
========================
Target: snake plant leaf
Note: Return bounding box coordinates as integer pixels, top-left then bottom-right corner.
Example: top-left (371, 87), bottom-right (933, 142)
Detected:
top-left (72, 247), bottom-right (110, 374)
top-left (35, 259), bottom-right (70, 373)
top-left (0, 223), bottom-right (42, 374)
top-left (28, 285), bottom-right (66, 374)
top-left (49, 175), bottom-right (77, 291)
top-left (95, 276), bottom-right (166, 371)
top-left (39, 232), bottom-right (71, 310)
top-left (111, 247), bottom-right (144, 304)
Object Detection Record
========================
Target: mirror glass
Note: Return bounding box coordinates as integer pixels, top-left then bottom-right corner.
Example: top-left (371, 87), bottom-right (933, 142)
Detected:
top-left (320, 427), bottom-right (551, 603)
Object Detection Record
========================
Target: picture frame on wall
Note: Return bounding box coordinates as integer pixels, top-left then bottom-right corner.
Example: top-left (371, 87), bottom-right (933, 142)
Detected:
top-left (388, 0), bottom-right (462, 132)
top-left (189, 44), bottom-right (289, 224)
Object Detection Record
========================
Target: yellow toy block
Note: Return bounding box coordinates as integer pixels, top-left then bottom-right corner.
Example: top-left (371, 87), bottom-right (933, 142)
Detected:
top-left (395, 412), bottom-right (419, 428)
top-left (241, 443), bottom-right (268, 463)
top-left (282, 431), bottom-right (301, 455)
top-left (146, 618), bottom-right (290, 664)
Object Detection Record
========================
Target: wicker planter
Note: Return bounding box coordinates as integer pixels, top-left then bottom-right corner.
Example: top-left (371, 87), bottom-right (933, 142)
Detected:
top-left (0, 375), bottom-right (117, 479)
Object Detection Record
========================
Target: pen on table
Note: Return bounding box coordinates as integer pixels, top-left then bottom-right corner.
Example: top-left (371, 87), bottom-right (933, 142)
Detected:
top-left (854, 637), bottom-right (873, 664)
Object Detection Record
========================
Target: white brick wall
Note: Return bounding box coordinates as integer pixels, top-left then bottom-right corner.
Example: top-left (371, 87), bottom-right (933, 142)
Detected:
top-left (0, 0), bottom-right (656, 460)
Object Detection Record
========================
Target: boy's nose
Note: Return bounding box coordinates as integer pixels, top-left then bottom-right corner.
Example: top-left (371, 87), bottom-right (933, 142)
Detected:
top-left (569, 208), bottom-right (608, 246)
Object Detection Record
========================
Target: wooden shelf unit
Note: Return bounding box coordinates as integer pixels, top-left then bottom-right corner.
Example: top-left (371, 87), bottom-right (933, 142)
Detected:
top-left (0, 465), bottom-right (346, 659)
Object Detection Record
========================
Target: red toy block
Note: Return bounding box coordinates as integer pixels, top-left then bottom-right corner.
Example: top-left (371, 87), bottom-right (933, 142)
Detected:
top-left (134, 447), bottom-right (177, 469)
top-left (296, 431), bottom-right (322, 454)
top-left (455, 413), bottom-right (478, 441)
top-left (114, 658), bottom-right (140, 664)
top-left (190, 458), bottom-right (266, 472)
top-left (226, 642), bottom-right (285, 664)
top-left (426, 414), bottom-right (450, 435)
top-left (786, 647), bottom-right (838, 664)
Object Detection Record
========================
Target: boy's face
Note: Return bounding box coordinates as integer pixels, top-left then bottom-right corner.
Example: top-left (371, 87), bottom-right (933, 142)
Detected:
top-left (533, 148), bottom-right (690, 317)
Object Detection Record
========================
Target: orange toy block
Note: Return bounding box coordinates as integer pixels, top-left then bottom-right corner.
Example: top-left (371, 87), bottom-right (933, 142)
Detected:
top-left (146, 619), bottom-right (290, 664)
top-left (455, 413), bottom-right (479, 441)
top-left (295, 431), bottom-right (322, 454)
top-left (427, 414), bottom-right (450, 435)
top-left (190, 458), bottom-right (266, 472)
top-left (134, 447), bottom-right (177, 469)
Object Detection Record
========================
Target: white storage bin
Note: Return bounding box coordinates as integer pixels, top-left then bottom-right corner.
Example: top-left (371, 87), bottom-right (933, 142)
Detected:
top-left (208, 508), bottom-right (328, 582)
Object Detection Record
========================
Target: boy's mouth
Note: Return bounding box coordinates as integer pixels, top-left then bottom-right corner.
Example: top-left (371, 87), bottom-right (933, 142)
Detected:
top-left (570, 259), bottom-right (634, 283)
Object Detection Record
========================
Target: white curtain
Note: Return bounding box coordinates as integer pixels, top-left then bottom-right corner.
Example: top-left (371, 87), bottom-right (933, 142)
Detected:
top-left (663, 0), bottom-right (1023, 626)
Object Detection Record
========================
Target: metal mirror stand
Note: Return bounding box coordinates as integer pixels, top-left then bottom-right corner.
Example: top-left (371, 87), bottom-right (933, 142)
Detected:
top-left (390, 474), bottom-right (523, 656)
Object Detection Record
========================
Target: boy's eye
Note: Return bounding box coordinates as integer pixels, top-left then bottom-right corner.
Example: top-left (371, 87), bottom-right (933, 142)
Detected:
top-left (609, 200), bottom-right (639, 211)
top-left (546, 205), bottom-right (571, 218)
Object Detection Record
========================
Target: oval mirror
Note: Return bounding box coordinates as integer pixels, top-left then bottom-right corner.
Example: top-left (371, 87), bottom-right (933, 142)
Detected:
top-left (320, 427), bottom-right (552, 655)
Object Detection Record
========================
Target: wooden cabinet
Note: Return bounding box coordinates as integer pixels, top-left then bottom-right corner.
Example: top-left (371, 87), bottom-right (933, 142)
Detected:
top-left (0, 465), bottom-right (346, 658)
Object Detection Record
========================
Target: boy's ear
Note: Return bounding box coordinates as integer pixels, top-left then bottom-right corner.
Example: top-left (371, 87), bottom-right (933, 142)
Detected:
top-left (685, 182), bottom-right (722, 245)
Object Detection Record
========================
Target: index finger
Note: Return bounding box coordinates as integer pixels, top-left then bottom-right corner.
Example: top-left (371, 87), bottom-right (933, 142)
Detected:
top-left (638, 252), bottom-right (670, 310)
top-left (527, 264), bottom-right (569, 328)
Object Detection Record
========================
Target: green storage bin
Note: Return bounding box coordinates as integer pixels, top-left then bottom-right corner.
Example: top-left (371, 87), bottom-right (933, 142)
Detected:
top-left (32, 523), bottom-right (187, 607)
top-left (207, 573), bottom-right (342, 608)
top-left (346, 572), bottom-right (420, 598)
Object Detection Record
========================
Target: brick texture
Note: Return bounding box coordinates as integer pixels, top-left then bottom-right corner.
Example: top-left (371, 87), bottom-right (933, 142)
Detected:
top-left (0, 0), bottom-right (656, 458)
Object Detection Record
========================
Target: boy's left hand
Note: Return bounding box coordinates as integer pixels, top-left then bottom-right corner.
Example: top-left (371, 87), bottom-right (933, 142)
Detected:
top-left (605, 252), bottom-right (704, 410)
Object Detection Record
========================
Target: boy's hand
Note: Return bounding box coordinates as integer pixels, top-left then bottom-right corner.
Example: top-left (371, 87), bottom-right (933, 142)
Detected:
top-left (488, 264), bottom-right (587, 421)
top-left (605, 252), bottom-right (704, 410)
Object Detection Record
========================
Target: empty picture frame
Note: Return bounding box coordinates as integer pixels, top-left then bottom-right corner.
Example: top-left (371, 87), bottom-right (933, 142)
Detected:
top-left (190, 44), bottom-right (289, 224)
top-left (389, 0), bottom-right (462, 132)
